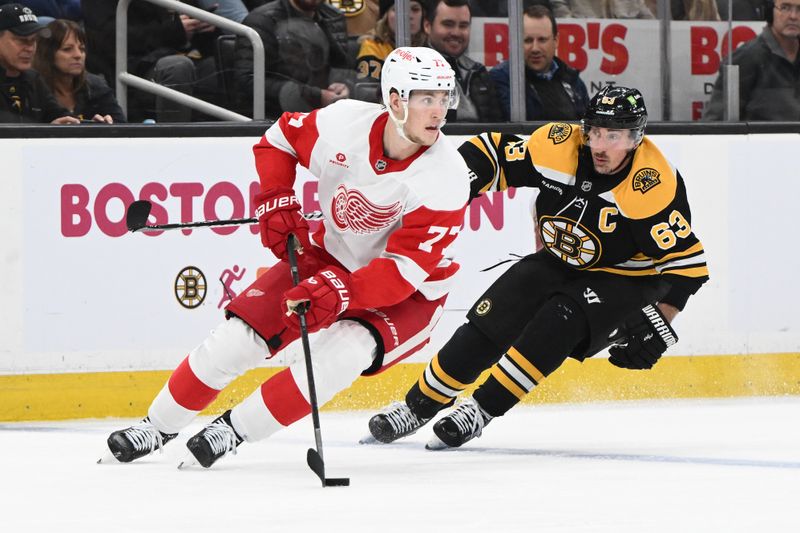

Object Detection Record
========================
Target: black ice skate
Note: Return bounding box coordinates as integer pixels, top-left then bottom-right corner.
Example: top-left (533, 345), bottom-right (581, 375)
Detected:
top-left (427, 397), bottom-right (492, 450)
top-left (179, 410), bottom-right (243, 469)
top-left (364, 401), bottom-right (431, 444)
top-left (100, 418), bottom-right (177, 463)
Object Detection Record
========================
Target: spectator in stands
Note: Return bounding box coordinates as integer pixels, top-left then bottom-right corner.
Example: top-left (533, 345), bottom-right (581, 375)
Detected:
top-left (234, 0), bottom-right (353, 118)
top-left (82, 0), bottom-right (221, 122)
top-left (196, 0), bottom-right (249, 24)
top-left (704, 0), bottom-right (800, 120)
top-left (34, 19), bottom-right (125, 123)
top-left (356, 0), bottom-right (426, 85)
top-left (0, 3), bottom-right (78, 123)
top-left (19, 1), bottom-right (81, 23)
top-left (716, 0), bottom-right (766, 20)
top-left (424, 0), bottom-right (502, 122)
top-left (470, 0), bottom-right (553, 17)
top-left (550, 0), bottom-right (655, 18)
top-left (327, 0), bottom-right (380, 37)
top-left (654, 0), bottom-right (720, 19)
top-left (490, 5), bottom-right (588, 121)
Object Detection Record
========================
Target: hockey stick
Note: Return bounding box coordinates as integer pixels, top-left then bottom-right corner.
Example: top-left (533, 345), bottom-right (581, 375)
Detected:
top-left (125, 200), bottom-right (322, 233)
top-left (286, 234), bottom-right (350, 488)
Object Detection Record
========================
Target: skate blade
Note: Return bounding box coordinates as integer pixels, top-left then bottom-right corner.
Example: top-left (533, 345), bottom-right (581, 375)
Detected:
top-left (97, 450), bottom-right (122, 464)
top-left (358, 434), bottom-right (379, 445)
top-left (424, 434), bottom-right (450, 451)
top-left (177, 453), bottom-right (201, 470)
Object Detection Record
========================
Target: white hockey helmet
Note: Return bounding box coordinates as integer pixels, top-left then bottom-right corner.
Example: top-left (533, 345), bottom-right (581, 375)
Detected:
top-left (380, 46), bottom-right (459, 110)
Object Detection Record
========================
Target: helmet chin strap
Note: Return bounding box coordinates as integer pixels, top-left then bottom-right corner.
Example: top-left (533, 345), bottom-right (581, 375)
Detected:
top-left (389, 101), bottom-right (413, 143)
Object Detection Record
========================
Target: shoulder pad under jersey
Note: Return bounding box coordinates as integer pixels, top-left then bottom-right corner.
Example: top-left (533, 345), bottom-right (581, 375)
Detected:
top-left (525, 122), bottom-right (582, 177)
top-left (611, 138), bottom-right (678, 220)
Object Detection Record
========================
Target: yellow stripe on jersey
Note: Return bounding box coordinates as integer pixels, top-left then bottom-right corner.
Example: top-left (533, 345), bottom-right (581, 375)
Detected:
top-left (526, 122), bottom-right (582, 177)
top-left (468, 135), bottom-right (498, 193)
top-left (490, 365), bottom-right (527, 400)
top-left (660, 265), bottom-right (710, 278)
top-left (653, 242), bottom-right (705, 264)
top-left (418, 375), bottom-right (452, 404)
top-left (589, 265), bottom-right (660, 276)
top-left (507, 347), bottom-right (546, 383)
top-left (487, 132), bottom-right (510, 191)
top-left (611, 138), bottom-right (677, 220)
top-left (356, 39), bottom-right (392, 63)
top-left (431, 354), bottom-right (469, 390)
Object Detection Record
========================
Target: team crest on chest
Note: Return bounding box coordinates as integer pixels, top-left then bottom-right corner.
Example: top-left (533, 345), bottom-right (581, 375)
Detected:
top-left (331, 185), bottom-right (403, 234)
top-left (547, 123), bottom-right (571, 144)
top-left (538, 215), bottom-right (602, 268)
top-left (632, 167), bottom-right (661, 194)
top-left (328, 0), bottom-right (365, 15)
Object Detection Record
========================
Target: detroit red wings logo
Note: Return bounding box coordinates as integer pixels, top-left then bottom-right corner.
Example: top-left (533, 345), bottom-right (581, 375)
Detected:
top-left (331, 185), bottom-right (403, 234)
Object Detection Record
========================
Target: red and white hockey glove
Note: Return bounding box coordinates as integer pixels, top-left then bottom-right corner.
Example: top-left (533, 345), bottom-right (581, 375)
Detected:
top-left (282, 266), bottom-right (352, 333)
top-left (255, 187), bottom-right (311, 262)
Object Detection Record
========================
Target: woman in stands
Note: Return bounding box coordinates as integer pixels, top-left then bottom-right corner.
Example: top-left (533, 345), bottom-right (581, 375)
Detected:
top-left (355, 0), bottom-right (427, 88)
top-left (34, 19), bottom-right (125, 123)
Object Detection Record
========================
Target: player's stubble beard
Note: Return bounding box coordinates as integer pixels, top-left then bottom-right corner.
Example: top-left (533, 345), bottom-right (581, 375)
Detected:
top-left (593, 150), bottom-right (634, 176)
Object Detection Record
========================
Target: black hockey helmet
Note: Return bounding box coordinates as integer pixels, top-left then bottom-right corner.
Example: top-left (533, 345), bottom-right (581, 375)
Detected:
top-left (582, 86), bottom-right (647, 146)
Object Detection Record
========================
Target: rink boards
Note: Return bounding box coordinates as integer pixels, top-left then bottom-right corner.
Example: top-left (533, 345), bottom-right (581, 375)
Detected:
top-left (1, 133), bottom-right (798, 420)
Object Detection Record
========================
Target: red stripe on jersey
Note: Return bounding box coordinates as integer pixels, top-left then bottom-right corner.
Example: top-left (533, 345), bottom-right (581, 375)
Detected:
top-left (278, 110), bottom-right (319, 168)
top-left (253, 137), bottom-right (297, 190)
top-left (167, 357), bottom-right (220, 411)
top-left (368, 112), bottom-right (430, 174)
top-left (253, 110), bottom-right (320, 190)
top-left (260, 368), bottom-right (310, 426)
top-left (425, 261), bottom-right (460, 282)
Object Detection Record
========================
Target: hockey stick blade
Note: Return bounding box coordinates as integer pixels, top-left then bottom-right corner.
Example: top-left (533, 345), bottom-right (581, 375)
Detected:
top-left (307, 448), bottom-right (350, 487)
top-left (126, 200), bottom-right (153, 232)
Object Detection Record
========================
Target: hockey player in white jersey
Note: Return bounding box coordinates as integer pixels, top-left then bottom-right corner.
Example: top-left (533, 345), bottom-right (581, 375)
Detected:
top-left (102, 47), bottom-right (471, 468)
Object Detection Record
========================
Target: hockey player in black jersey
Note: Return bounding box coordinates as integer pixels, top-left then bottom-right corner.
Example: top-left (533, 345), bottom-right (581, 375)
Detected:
top-left (367, 86), bottom-right (709, 449)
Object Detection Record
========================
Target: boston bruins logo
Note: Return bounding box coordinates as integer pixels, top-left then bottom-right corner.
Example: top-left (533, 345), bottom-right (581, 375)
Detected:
top-left (632, 167), bottom-right (661, 194)
top-left (328, 0), bottom-right (365, 15)
top-left (474, 298), bottom-right (492, 316)
top-left (538, 215), bottom-right (602, 268)
top-left (175, 266), bottom-right (207, 309)
top-left (547, 123), bottom-right (571, 145)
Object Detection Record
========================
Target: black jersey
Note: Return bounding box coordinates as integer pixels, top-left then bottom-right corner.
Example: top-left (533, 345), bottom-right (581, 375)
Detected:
top-left (459, 122), bottom-right (709, 310)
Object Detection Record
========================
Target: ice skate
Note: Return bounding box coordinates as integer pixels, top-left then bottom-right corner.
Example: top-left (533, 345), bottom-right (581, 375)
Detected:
top-left (178, 410), bottom-right (243, 469)
top-left (363, 401), bottom-right (431, 444)
top-left (98, 418), bottom-right (177, 463)
top-left (426, 397), bottom-right (492, 450)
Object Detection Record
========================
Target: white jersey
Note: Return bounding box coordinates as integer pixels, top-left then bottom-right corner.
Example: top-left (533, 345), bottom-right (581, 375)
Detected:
top-left (254, 99), bottom-right (470, 310)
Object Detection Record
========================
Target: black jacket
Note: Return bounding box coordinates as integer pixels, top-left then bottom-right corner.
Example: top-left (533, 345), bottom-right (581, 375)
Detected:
top-left (0, 67), bottom-right (68, 123)
top-left (82, 0), bottom-right (213, 85)
top-left (704, 26), bottom-right (800, 121)
top-left (444, 53), bottom-right (503, 123)
top-left (490, 56), bottom-right (589, 121)
top-left (234, 0), bottom-right (352, 118)
top-left (72, 73), bottom-right (127, 122)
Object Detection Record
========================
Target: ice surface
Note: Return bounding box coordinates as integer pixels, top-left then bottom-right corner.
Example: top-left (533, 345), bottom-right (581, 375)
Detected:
top-left (2, 397), bottom-right (798, 532)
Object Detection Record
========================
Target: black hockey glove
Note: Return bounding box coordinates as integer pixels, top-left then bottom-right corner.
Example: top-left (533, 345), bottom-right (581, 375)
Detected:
top-left (607, 304), bottom-right (678, 370)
